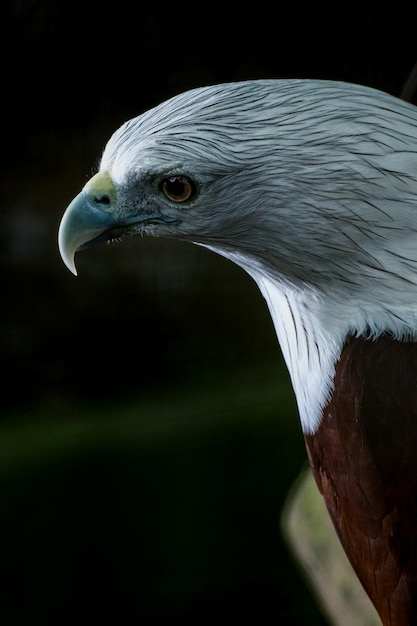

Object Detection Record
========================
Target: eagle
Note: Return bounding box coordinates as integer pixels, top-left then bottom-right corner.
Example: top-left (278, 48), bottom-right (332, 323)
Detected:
top-left (58, 78), bottom-right (417, 626)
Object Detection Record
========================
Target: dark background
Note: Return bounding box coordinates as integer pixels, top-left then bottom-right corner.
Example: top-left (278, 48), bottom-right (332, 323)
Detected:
top-left (1, 2), bottom-right (416, 624)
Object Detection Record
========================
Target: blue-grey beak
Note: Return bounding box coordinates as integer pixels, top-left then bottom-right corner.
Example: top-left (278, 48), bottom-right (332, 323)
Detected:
top-left (58, 171), bottom-right (118, 275)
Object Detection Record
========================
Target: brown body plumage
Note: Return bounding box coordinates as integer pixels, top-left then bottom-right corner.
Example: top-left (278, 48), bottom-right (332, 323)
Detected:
top-left (306, 336), bottom-right (417, 625)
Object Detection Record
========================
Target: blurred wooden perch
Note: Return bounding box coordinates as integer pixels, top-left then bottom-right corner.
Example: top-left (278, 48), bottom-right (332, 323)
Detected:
top-left (282, 468), bottom-right (381, 626)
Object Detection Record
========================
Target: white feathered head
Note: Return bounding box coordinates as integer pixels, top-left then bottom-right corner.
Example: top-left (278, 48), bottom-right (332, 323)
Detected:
top-left (58, 79), bottom-right (417, 432)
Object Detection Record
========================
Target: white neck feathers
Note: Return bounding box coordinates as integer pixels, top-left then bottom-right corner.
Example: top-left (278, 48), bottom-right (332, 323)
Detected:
top-left (255, 275), bottom-right (344, 433)
top-left (202, 245), bottom-right (417, 434)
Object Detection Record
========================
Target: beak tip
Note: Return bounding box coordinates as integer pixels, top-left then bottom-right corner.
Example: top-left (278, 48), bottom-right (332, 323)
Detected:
top-left (58, 228), bottom-right (78, 276)
top-left (60, 249), bottom-right (78, 276)
top-left (67, 261), bottom-right (78, 277)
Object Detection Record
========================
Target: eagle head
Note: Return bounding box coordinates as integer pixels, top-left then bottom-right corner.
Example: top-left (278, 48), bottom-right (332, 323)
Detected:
top-left (58, 79), bottom-right (417, 433)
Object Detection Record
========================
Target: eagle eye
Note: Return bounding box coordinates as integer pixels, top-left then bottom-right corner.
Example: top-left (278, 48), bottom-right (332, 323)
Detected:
top-left (160, 175), bottom-right (195, 203)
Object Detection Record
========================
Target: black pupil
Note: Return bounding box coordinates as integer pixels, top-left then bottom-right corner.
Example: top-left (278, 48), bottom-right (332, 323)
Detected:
top-left (167, 176), bottom-right (186, 197)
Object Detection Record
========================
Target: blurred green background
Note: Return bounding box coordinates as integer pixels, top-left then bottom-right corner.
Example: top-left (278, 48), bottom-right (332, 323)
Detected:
top-left (1, 2), bottom-right (415, 624)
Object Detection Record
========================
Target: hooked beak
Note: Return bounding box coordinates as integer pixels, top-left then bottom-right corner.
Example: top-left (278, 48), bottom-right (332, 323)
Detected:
top-left (58, 171), bottom-right (119, 275)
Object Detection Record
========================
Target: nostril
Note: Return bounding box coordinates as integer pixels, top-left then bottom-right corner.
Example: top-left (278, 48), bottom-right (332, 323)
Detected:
top-left (84, 172), bottom-right (115, 210)
top-left (93, 193), bottom-right (111, 206)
